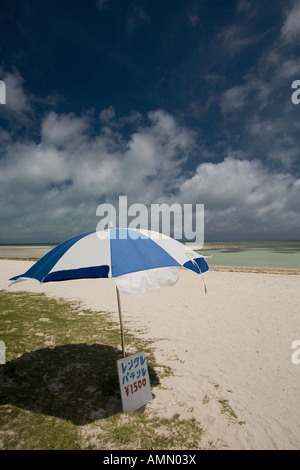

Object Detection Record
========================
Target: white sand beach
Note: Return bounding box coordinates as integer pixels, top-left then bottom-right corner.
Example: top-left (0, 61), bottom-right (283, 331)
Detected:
top-left (1, 259), bottom-right (300, 450)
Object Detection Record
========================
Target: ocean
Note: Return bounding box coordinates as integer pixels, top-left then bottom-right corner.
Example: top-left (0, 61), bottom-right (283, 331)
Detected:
top-left (193, 240), bottom-right (300, 270)
top-left (0, 240), bottom-right (300, 269)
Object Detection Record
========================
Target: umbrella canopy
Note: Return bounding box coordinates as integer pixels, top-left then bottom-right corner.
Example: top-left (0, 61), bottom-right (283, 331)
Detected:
top-left (9, 228), bottom-right (209, 293)
top-left (9, 228), bottom-right (209, 356)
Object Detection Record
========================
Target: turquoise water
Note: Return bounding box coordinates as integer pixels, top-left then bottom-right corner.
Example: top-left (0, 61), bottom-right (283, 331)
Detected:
top-left (195, 241), bottom-right (300, 269)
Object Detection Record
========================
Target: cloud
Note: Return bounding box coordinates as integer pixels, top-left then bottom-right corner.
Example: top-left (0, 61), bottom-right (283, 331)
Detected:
top-left (0, 68), bottom-right (33, 124)
top-left (125, 7), bottom-right (150, 35)
top-left (99, 106), bottom-right (116, 123)
top-left (41, 111), bottom-right (90, 147)
top-left (280, 1), bottom-right (300, 44)
top-left (237, 0), bottom-right (251, 13)
top-left (219, 24), bottom-right (258, 56)
top-left (188, 14), bottom-right (199, 27)
top-left (0, 68), bottom-right (62, 129)
top-left (220, 75), bottom-right (270, 117)
top-left (220, 84), bottom-right (251, 114)
top-left (216, 1), bottom-right (300, 173)
top-left (96, 0), bottom-right (111, 11)
top-left (0, 107), bottom-right (197, 242)
top-left (275, 58), bottom-right (300, 80)
top-left (1, 49), bottom-right (300, 243)
top-left (0, 100), bottom-right (299, 242)
top-left (178, 157), bottom-right (300, 239)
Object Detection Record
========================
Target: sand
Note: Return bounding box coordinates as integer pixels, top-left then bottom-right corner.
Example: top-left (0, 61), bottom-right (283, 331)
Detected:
top-left (1, 259), bottom-right (300, 450)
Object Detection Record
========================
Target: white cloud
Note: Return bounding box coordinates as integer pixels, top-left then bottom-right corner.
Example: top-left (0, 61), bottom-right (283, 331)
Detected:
top-left (0, 105), bottom-right (299, 242)
top-left (0, 108), bottom-right (197, 241)
top-left (41, 111), bottom-right (90, 147)
top-left (0, 64), bottom-right (299, 242)
top-left (280, 1), bottom-right (300, 44)
top-left (220, 75), bottom-right (271, 116)
top-left (217, 2), bottom-right (300, 173)
top-left (177, 157), bottom-right (300, 238)
top-left (217, 23), bottom-right (259, 58)
top-left (99, 106), bottom-right (116, 123)
top-left (0, 68), bottom-right (33, 123)
top-left (220, 84), bottom-right (251, 114)
top-left (275, 58), bottom-right (300, 79)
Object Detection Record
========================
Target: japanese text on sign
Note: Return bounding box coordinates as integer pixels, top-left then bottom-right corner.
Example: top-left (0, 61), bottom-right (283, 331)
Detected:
top-left (117, 351), bottom-right (152, 412)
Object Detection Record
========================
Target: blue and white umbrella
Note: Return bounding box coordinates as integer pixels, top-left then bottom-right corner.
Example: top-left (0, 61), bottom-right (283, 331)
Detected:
top-left (10, 228), bottom-right (209, 356)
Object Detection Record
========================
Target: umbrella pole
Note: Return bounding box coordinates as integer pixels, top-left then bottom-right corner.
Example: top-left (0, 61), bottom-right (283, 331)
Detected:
top-left (116, 286), bottom-right (126, 358)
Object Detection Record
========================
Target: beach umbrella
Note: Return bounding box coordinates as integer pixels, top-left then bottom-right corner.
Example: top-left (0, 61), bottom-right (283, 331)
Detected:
top-left (9, 228), bottom-right (209, 357)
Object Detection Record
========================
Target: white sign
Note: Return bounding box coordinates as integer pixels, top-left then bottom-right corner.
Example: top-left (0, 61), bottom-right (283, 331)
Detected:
top-left (0, 341), bottom-right (6, 364)
top-left (117, 351), bottom-right (152, 412)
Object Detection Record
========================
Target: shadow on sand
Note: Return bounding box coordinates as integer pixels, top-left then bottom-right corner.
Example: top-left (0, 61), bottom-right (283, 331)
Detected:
top-left (0, 343), bottom-right (159, 425)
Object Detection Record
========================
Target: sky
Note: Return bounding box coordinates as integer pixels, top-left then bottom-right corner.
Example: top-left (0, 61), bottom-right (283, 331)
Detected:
top-left (0, 0), bottom-right (300, 243)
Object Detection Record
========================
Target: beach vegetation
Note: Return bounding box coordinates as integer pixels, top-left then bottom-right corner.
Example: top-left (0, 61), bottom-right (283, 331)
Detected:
top-left (0, 290), bottom-right (207, 450)
top-left (218, 399), bottom-right (238, 420)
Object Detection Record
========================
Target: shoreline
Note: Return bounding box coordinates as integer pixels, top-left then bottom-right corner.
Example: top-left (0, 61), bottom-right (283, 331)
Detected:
top-left (209, 265), bottom-right (300, 275)
top-left (1, 257), bottom-right (299, 275)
